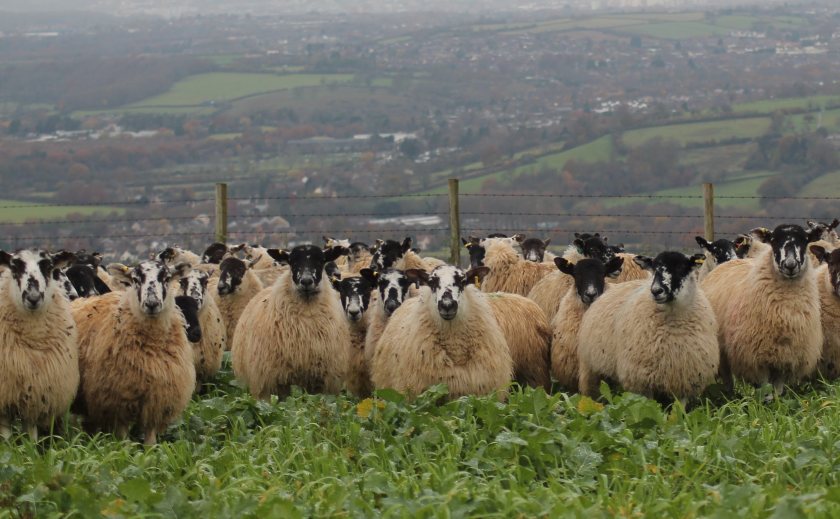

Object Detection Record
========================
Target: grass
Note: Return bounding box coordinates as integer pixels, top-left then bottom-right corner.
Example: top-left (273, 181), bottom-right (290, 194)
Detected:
top-left (620, 21), bottom-right (731, 39)
top-left (0, 200), bottom-right (125, 224)
top-left (622, 118), bottom-right (770, 148)
top-left (3, 360), bottom-right (840, 517)
top-left (733, 95), bottom-right (840, 114)
top-left (800, 170), bottom-right (840, 197)
top-left (789, 108), bottom-right (840, 133)
top-left (613, 172), bottom-right (778, 211)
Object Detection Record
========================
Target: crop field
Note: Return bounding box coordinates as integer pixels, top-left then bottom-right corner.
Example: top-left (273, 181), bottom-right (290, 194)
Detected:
top-left (0, 200), bottom-right (125, 224)
top-left (2, 359), bottom-right (840, 516)
top-left (622, 118), bottom-right (770, 148)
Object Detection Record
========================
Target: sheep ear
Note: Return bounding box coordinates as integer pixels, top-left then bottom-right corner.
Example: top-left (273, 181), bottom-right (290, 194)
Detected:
top-left (324, 261), bottom-right (341, 280)
top-left (751, 227), bottom-right (772, 243)
top-left (810, 245), bottom-right (828, 265)
top-left (359, 268), bottom-right (379, 286)
top-left (830, 219), bottom-right (840, 231)
top-left (633, 255), bottom-right (655, 271)
top-left (573, 238), bottom-right (585, 253)
top-left (465, 266), bottom-right (490, 286)
top-left (324, 246), bottom-right (349, 263)
top-left (107, 263), bottom-right (132, 284)
top-left (267, 249), bottom-right (289, 264)
top-left (51, 250), bottom-right (76, 270)
top-left (689, 254), bottom-right (706, 270)
top-left (172, 262), bottom-right (192, 279)
top-left (554, 257), bottom-right (575, 276)
top-left (543, 238), bottom-right (551, 247)
top-left (695, 236), bottom-right (710, 249)
top-left (404, 268), bottom-right (429, 286)
top-left (401, 237), bottom-right (412, 254)
top-left (0, 250), bottom-right (10, 268)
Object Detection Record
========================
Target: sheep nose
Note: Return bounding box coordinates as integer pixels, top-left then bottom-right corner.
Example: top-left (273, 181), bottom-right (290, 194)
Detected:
top-left (300, 277), bottom-right (314, 288)
top-left (384, 299), bottom-right (399, 315)
top-left (651, 286), bottom-right (665, 297)
top-left (348, 308), bottom-right (361, 318)
top-left (144, 301), bottom-right (162, 313)
top-left (25, 292), bottom-right (42, 305)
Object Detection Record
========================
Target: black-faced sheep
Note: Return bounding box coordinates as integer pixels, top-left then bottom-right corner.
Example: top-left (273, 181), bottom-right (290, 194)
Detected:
top-left (695, 236), bottom-right (739, 281)
top-left (550, 256), bottom-right (624, 392)
top-left (370, 237), bottom-right (443, 272)
top-left (73, 260), bottom-right (195, 445)
top-left (330, 269), bottom-right (379, 397)
top-left (371, 266), bottom-right (513, 400)
top-left (210, 255), bottom-right (264, 348)
top-left (231, 245), bottom-right (350, 399)
top-left (180, 269), bottom-right (226, 385)
top-left (0, 249), bottom-right (78, 441)
top-left (578, 252), bottom-right (719, 403)
top-left (702, 225), bottom-right (824, 398)
top-left (479, 236), bottom-right (555, 296)
top-left (364, 269), bottom-right (413, 366)
top-left (810, 245), bottom-right (840, 380)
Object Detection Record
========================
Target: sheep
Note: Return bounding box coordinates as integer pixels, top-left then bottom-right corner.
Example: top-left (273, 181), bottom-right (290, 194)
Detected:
top-left (611, 252), bottom-right (650, 283)
top-left (210, 254), bottom-right (264, 348)
top-left (236, 244), bottom-right (288, 287)
top-left (527, 233), bottom-right (613, 321)
top-left (55, 268), bottom-right (79, 301)
top-left (65, 264), bottom-right (108, 299)
top-left (231, 245), bottom-right (350, 399)
top-left (330, 268), bottom-right (379, 397)
top-left (578, 251), bottom-right (719, 403)
top-left (484, 292), bottom-right (552, 391)
top-left (158, 246), bottom-right (201, 267)
top-left (201, 242), bottom-right (229, 264)
top-left (806, 219), bottom-right (840, 265)
top-left (517, 236), bottom-right (552, 263)
top-left (695, 236), bottom-right (739, 281)
top-left (370, 237), bottom-right (443, 272)
top-left (479, 236), bottom-right (555, 296)
top-left (73, 260), bottom-right (195, 445)
top-left (175, 295), bottom-right (202, 344)
top-left (323, 237), bottom-right (352, 272)
top-left (810, 245), bottom-right (840, 380)
top-left (0, 249), bottom-right (78, 441)
top-left (550, 256), bottom-right (624, 392)
top-left (364, 269), bottom-right (413, 366)
top-left (347, 242), bottom-right (374, 274)
top-left (701, 224), bottom-right (824, 399)
top-left (371, 265), bottom-right (513, 400)
top-left (179, 269), bottom-right (226, 385)
top-left (73, 250), bottom-right (117, 293)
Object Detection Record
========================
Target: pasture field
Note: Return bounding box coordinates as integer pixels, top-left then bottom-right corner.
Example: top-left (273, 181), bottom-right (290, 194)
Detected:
top-left (2, 361), bottom-right (840, 517)
top-left (734, 96), bottom-right (840, 114)
top-left (617, 172), bottom-right (778, 211)
top-left (621, 118), bottom-right (770, 148)
top-left (799, 170), bottom-right (840, 197)
top-left (619, 21), bottom-right (730, 39)
top-left (0, 200), bottom-right (125, 224)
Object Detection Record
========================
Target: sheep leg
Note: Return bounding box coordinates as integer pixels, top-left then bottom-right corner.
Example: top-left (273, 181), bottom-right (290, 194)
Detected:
top-left (718, 351), bottom-right (735, 396)
top-left (25, 424), bottom-right (38, 442)
top-left (0, 417), bottom-right (11, 440)
top-left (143, 429), bottom-right (157, 446)
top-left (578, 366), bottom-right (601, 398)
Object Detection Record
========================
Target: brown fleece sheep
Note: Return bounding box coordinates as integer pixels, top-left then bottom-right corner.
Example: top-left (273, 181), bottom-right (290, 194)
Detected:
top-left (231, 245), bottom-right (350, 399)
top-left (701, 225), bottom-right (823, 396)
top-left (73, 261), bottom-right (195, 445)
top-left (808, 246), bottom-right (840, 380)
top-left (371, 266), bottom-right (513, 400)
top-left (480, 238), bottom-right (555, 296)
top-left (485, 292), bottom-right (551, 391)
top-left (578, 252), bottom-right (719, 402)
top-left (0, 249), bottom-right (79, 440)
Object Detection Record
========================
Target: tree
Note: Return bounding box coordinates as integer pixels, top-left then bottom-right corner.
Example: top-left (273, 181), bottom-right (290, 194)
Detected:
top-left (399, 139), bottom-right (423, 161)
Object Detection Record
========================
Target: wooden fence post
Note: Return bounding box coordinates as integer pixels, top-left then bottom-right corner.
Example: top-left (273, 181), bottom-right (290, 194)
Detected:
top-left (448, 179), bottom-right (460, 266)
top-left (704, 183), bottom-right (714, 242)
top-left (215, 183), bottom-right (228, 244)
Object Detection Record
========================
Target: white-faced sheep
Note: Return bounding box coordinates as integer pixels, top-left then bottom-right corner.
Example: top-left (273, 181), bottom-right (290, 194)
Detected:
top-left (330, 268), bottom-right (379, 397)
top-left (231, 245), bottom-right (351, 399)
top-left (484, 292), bottom-right (552, 391)
top-left (73, 260), bottom-right (195, 445)
top-left (701, 224), bottom-right (823, 398)
top-left (578, 252), bottom-right (719, 403)
top-left (0, 249), bottom-right (79, 440)
top-left (180, 269), bottom-right (226, 385)
top-left (210, 254), bottom-right (264, 348)
top-left (364, 269), bottom-right (414, 366)
top-left (810, 245), bottom-right (840, 380)
top-left (526, 234), bottom-right (613, 321)
top-left (478, 236), bottom-right (555, 296)
top-left (371, 265), bottom-right (513, 400)
top-left (550, 256), bottom-right (624, 392)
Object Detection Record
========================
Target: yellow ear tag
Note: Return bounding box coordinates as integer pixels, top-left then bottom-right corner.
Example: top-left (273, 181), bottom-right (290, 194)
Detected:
top-left (695, 258), bottom-right (705, 265)
top-left (474, 275), bottom-right (481, 289)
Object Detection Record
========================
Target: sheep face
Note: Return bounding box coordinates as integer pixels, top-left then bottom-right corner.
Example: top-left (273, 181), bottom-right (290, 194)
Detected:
top-left (0, 249), bottom-right (75, 312)
top-left (377, 269), bottom-right (412, 316)
top-left (634, 252), bottom-right (705, 304)
top-left (111, 260), bottom-right (191, 317)
top-left (370, 238), bottom-right (412, 271)
top-left (519, 237), bottom-right (551, 263)
top-left (556, 256), bottom-right (624, 305)
top-left (331, 269), bottom-right (377, 322)
top-left (56, 269), bottom-right (79, 301)
top-left (268, 245), bottom-right (347, 297)
top-left (462, 236), bottom-right (485, 269)
top-left (349, 242), bottom-right (370, 262)
top-left (408, 265), bottom-right (489, 321)
top-left (810, 245), bottom-right (840, 297)
top-left (175, 295), bottom-right (202, 343)
top-left (65, 264), bottom-right (101, 298)
top-left (695, 236), bottom-right (737, 265)
top-left (733, 235), bottom-right (752, 258)
top-left (201, 242), bottom-right (228, 264)
top-left (753, 224), bottom-right (823, 279)
top-left (217, 257), bottom-right (249, 296)
top-left (807, 219), bottom-right (840, 244)
top-left (180, 270), bottom-right (210, 309)
top-left (572, 233), bottom-right (613, 264)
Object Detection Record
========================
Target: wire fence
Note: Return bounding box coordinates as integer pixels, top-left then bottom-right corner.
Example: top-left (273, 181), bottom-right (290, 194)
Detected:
top-left (3, 185), bottom-right (840, 259)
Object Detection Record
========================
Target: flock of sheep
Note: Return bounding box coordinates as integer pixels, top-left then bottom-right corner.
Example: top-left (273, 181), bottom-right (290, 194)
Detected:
top-left (1, 218), bottom-right (839, 445)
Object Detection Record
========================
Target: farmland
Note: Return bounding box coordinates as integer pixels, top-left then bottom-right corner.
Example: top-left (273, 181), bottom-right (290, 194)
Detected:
top-left (621, 118), bottom-right (770, 148)
top-left (0, 200), bottom-right (125, 224)
top-left (2, 360), bottom-right (840, 516)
